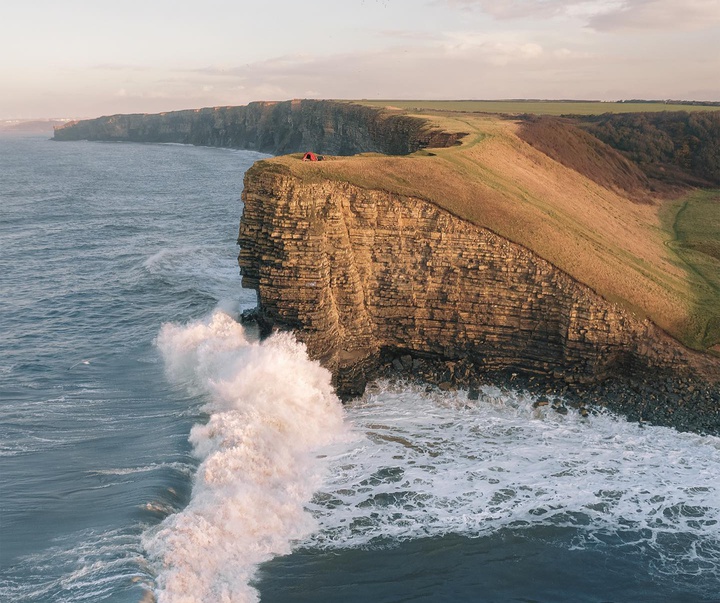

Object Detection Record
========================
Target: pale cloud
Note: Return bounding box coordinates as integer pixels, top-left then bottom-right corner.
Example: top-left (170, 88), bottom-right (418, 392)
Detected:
top-left (377, 29), bottom-right (444, 40)
top-left (6, 33), bottom-right (718, 119)
top-left (443, 0), bottom-right (720, 31)
top-left (92, 63), bottom-right (154, 72)
top-left (442, 0), bottom-right (619, 19)
top-left (119, 16), bottom-right (711, 104)
top-left (589, 0), bottom-right (720, 31)
top-left (441, 33), bottom-right (545, 64)
top-left (349, 41), bottom-right (708, 97)
top-left (249, 84), bottom-right (295, 99)
top-left (180, 40), bottom-right (717, 102)
top-left (3, 0), bottom-right (719, 118)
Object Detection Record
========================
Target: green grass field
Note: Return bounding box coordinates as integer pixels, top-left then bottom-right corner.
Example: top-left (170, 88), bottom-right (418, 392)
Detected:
top-left (355, 100), bottom-right (720, 116)
top-left (663, 190), bottom-right (720, 351)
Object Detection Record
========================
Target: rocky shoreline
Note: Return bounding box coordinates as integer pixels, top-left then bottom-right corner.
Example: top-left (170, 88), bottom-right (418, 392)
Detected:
top-left (238, 166), bottom-right (719, 434)
top-left (239, 308), bottom-right (719, 435)
top-left (373, 349), bottom-right (720, 436)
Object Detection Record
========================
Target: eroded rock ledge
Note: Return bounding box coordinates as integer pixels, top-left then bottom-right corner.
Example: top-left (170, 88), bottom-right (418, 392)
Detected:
top-left (53, 100), bottom-right (465, 155)
top-left (238, 163), bottom-right (719, 430)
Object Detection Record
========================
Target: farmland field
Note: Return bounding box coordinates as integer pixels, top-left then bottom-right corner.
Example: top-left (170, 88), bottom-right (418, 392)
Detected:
top-left (355, 99), bottom-right (720, 115)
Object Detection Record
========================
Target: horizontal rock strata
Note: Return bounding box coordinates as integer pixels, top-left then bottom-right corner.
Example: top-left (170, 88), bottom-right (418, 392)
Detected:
top-left (238, 164), bottom-right (718, 407)
top-left (53, 100), bottom-right (465, 155)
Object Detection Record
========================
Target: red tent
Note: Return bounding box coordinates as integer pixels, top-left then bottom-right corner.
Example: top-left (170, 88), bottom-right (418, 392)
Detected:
top-left (302, 152), bottom-right (322, 161)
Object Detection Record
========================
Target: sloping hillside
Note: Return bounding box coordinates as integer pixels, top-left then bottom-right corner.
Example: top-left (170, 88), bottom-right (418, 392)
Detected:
top-left (516, 116), bottom-right (651, 201)
top-left (268, 111), bottom-right (719, 352)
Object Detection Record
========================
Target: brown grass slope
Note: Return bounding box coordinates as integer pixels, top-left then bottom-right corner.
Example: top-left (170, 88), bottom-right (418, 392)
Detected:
top-left (264, 110), bottom-right (720, 352)
top-left (516, 116), bottom-right (652, 202)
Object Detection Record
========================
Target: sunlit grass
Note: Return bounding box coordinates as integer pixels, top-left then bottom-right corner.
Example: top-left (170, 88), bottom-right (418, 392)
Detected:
top-left (259, 111), bottom-right (720, 350)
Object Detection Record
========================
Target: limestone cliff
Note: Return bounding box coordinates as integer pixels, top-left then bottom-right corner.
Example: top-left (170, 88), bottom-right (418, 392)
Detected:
top-left (55, 99), bottom-right (718, 425)
top-left (238, 163), bottom-right (718, 400)
top-left (53, 100), bottom-right (465, 155)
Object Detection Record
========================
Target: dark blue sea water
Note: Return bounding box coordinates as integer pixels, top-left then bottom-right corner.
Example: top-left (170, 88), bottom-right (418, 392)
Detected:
top-left (1, 134), bottom-right (719, 603)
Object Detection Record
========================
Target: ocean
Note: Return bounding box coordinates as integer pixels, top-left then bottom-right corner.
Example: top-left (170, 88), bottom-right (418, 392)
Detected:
top-left (1, 133), bottom-right (719, 603)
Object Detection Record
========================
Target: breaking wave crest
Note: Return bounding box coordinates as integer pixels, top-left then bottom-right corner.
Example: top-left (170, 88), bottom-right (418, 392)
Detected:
top-left (143, 314), bottom-right (720, 601)
top-left (143, 311), bottom-right (346, 603)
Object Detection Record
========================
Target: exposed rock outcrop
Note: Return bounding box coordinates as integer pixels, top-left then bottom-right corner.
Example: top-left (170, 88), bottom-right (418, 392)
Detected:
top-left (53, 100), bottom-right (465, 155)
top-left (238, 163), bottom-right (719, 402)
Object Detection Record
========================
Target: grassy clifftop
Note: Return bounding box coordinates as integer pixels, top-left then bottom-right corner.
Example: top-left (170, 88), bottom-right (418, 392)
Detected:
top-left (263, 109), bottom-right (720, 352)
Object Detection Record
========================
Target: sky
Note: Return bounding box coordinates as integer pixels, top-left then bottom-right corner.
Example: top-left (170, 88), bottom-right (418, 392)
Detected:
top-left (2, 0), bottom-right (719, 119)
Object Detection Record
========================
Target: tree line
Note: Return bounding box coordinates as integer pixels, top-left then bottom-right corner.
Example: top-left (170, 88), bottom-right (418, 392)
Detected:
top-left (578, 111), bottom-right (720, 185)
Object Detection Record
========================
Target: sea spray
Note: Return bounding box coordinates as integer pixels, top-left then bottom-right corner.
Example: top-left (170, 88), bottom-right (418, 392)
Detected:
top-left (144, 311), bottom-right (346, 603)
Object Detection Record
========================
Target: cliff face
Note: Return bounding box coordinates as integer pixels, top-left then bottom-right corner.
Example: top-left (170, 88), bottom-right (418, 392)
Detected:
top-left (53, 100), bottom-right (465, 155)
top-left (238, 164), bottom-right (715, 398)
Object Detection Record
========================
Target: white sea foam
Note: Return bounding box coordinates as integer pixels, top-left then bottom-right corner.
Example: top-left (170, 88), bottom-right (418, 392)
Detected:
top-left (144, 310), bottom-right (346, 603)
top-left (143, 315), bottom-right (720, 599)
top-left (305, 382), bottom-right (720, 579)
top-left (0, 527), bottom-right (151, 602)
